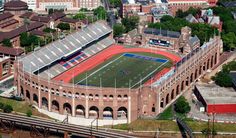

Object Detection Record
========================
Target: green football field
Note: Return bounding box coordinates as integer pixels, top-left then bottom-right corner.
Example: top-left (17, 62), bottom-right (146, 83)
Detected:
top-left (72, 52), bottom-right (173, 88)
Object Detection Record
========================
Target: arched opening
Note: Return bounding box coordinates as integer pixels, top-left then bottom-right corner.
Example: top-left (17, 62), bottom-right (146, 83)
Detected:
top-left (75, 93), bottom-right (79, 98)
top-left (20, 86), bottom-right (24, 96)
top-left (52, 100), bottom-right (59, 112)
top-left (103, 107), bottom-right (113, 119)
top-left (109, 95), bottom-right (113, 100)
top-left (190, 73), bottom-right (193, 83)
top-left (185, 77), bottom-right (189, 86)
top-left (89, 106), bottom-right (99, 119)
top-left (95, 94), bottom-right (99, 100)
top-left (214, 53), bottom-right (217, 64)
top-left (123, 95), bottom-right (128, 100)
top-left (63, 103), bottom-right (72, 115)
top-left (171, 89), bottom-right (174, 100)
top-left (42, 97), bottom-right (48, 109)
top-left (211, 55), bottom-right (214, 68)
top-left (195, 69), bottom-right (198, 79)
top-left (26, 90), bottom-right (30, 100)
top-left (176, 85), bottom-right (179, 95)
top-left (76, 105), bottom-right (85, 117)
top-left (117, 95), bottom-right (122, 100)
top-left (203, 63), bottom-right (206, 71)
top-left (160, 98), bottom-right (164, 108)
top-left (89, 94), bottom-right (93, 100)
top-left (181, 81), bottom-right (184, 91)
top-left (33, 94), bottom-right (38, 105)
top-left (199, 66), bottom-right (202, 75)
top-left (165, 93), bottom-right (169, 106)
top-left (207, 59), bottom-right (210, 69)
top-left (117, 107), bottom-right (127, 119)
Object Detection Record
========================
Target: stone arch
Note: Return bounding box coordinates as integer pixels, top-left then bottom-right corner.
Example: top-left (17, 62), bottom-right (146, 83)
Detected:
top-left (171, 89), bottom-right (174, 100)
top-left (26, 90), bottom-right (30, 100)
top-left (89, 94), bottom-right (93, 100)
top-left (68, 91), bottom-right (72, 98)
top-left (195, 69), bottom-right (198, 79)
top-left (203, 62), bottom-right (206, 71)
top-left (20, 86), bottom-right (24, 96)
top-left (165, 93), bottom-right (169, 106)
top-left (117, 107), bottom-right (127, 119)
top-left (190, 73), bottom-right (194, 83)
top-left (214, 52), bottom-right (217, 64)
top-left (63, 103), bottom-right (72, 115)
top-left (109, 95), bottom-right (113, 100)
top-left (95, 94), bottom-right (99, 100)
top-left (181, 81), bottom-right (184, 91)
top-left (185, 77), bottom-right (189, 86)
top-left (75, 92), bottom-right (79, 98)
top-left (76, 105), bottom-right (85, 117)
top-left (160, 98), bottom-right (164, 108)
top-left (117, 95), bottom-right (122, 100)
top-left (52, 100), bottom-right (59, 112)
top-left (199, 65), bottom-right (202, 75)
top-left (176, 85), bottom-right (180, 95)
top-left (33, 94), bottom-right (38, 105)
top-left (207, 58), bottom-right (210, 69)
top-left (89, 106), bottom-right (99, 118)
top-left (42, 97), bottom-right (48, 109)
top-left (211, 55), bottom-right (214, 68)
top-left (103, 107), bottom-right (113, 119)
top-left (123, 94), bottom-right (128, 100)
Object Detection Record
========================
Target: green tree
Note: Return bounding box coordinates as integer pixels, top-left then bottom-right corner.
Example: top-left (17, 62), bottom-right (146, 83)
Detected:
top-left (222, 32), bottom-right (236, 51)
top-left (3, 104), bottom-right (13, 113)
top-left (160, 15), bottom-right (174, 23)
top-left (113, 23), bottom-right (125, 37)
top-left (48, 8), bottom-right (54, 15)
top-left (73, 12), bottom-right (86, 20)
top-left (121, 16), bottom-right (139, 32)
top-left (109, 0), bottom-right (121, 8)
top-left (43, 27), bottom-right (56, 33)
top-left (174, 96), bottom-right (190, 114)
top-left (93, 6), bottom-right (107, 20)
top-left (26, 109), bottom-right (32, 117)
top-left (57, 23), bottom-right (70, 31)
top-left (20, 32), bottom-right (31, 47)
top-left (2, 38), bottom-right (12, 47)
top-left (0, 102), bottom-right (4, 109)
top-left (176, 9), bottom-right (187, 18)
top-left (79, 8), bottom-right (89, 12)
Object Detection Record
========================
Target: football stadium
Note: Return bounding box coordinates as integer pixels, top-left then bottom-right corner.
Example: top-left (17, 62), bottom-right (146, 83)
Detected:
top-left (15, 21), bottom-right (222, 124)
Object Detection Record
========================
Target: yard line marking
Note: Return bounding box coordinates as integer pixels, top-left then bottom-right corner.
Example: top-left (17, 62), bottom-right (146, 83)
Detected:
top-left (130, 60), bottom-right (169, 88)
top-left (76, 54), bottom-right (124, 84)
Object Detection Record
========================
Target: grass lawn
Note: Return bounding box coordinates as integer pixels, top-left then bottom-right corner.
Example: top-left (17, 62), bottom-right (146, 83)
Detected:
top-left (73, 52), bottom-right (172, 88)
top-left (157, 106), bottom-right (173, 120)
top-left (0, 97), bottom-right (49, 118)
top-left (111, 119), bottom-right (236, 132)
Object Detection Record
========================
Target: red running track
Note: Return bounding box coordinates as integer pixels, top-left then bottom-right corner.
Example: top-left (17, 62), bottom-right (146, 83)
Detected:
top-left (53, 44), bottom-right (181, 83)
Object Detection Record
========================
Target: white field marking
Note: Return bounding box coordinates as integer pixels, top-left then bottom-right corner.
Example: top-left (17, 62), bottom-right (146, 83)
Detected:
top-left (76, 54), bottom-right (125, 84)
top-left (131, 60), bottom-right (169, 88)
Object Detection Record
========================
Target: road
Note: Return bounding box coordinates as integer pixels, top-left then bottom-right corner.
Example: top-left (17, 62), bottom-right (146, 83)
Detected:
top-left (0, 112), bottom-right (136, 138)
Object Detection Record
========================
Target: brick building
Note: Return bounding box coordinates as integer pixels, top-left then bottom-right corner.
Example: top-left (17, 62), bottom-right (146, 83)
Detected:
top-left (0, 57), bottom-right (12, 81)
top-left (4, 0), bottom-right (28, 15)
top-left (0, 12), bottom-right (19, 30)
top-left (14, 21), bottom-right (223, 123)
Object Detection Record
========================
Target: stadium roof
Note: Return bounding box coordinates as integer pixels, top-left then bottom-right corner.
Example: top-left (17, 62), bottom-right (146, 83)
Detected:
top-left (19, 22), bottom-right (112, 73)
top-left (144, 28), bottom-right (181, 38)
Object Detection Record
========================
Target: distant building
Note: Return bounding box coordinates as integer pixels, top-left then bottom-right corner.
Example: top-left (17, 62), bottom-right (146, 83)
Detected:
top-left (0, 12), bottom-right (19, 30)
top-left (35, 0), bottom-right (101, 13)
top-left (0, 46), bottom-right (24, 64)
top-left (194, 83), bottom-right (236, 114)
top-left (3, 0), bottom-right (28, 15)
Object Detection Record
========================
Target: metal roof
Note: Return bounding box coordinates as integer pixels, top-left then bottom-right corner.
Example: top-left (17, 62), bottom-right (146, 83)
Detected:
top-left (144, 28), bottom-right (181, 38)
top-left (19, 22), bottom-right (112, 73)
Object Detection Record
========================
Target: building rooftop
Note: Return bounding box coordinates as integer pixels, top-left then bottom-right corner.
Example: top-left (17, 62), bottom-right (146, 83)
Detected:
top-left (0, 56), bottom-right (10, 62)
top-left (0, 22), bottom-right (44, 42)
top-left (196, 83), bottom-right (236, 105)
top-left (60, 17), bottom-right (80, 23)
top-left (144, 28), bottom-right (181, 38)
top-left (19, 12), bottom-right (34, 19)
top-left (0, 12), bottom-right (13, 21)
top-left (0, 46), bottom-right (24, 56)
top-left (4, 0), bottom-right (27, 8)
top-left (31, 15), bottom-right (51, 23)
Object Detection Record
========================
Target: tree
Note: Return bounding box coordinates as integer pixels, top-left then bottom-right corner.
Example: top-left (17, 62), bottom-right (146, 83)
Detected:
top-left (3, 104), bottom-right (13, 113)
top-left (0, 102), bottom-right (4, 109)
top-left (109, 0), bottom-right (121, 8)
top-left (73, 12), bottom-right (86, 20)
top-left (43, 27), bottom-right (56, 33)
top-left (121, 16), bottom-right (139, 32)
top-left (93, 6), bottom-right (107, 20)
top-left (20, 32), bottom-right (31, 47)
top-left (26, 109), bottom-right (32, 117)
top-left (174, 96), bottom-right (191, 114)
top-left (48, 8), bottom-right (54, 15)
top-left (57, 23), bottom-right (70, 31)
top-left (212, 71), bottom-right (232, 87)
top-left (79, 8), bottom-right (89, 12)
top-left (2, 39), bottom-right (12, 47)
top-left (160, 15), bottom-right (174, 23)
top-left (176, 9), bottom-right (186, 18)
top-left (113, 23), bottom-right (125, 37)
top-left (222, 32), bottom-right (236, 51)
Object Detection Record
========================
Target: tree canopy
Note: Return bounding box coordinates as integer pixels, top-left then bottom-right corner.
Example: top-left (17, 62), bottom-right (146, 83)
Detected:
top-left (2, 39), bottom-right (12, 47)
top-left (212, 61), bottom-right (236, 87)
top-left (20, 32), bottom-right (39, 47)
top-left (73, 12), bottom-right (86, 20)
top-left (113, 23), bottom-right (125, 37)
top-left (109, 0), bottom-right (121, 8)
top-left (57, 22), bottom-right (70, 31)
top-left (121, 16), bottom-right (139, 32)
top-left (174, 96), bottom-right (191, 114)
top-left (93, 6), bottom-right (107, 20)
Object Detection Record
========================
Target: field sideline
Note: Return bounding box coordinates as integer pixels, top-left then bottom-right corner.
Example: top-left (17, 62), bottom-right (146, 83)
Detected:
top-left (73, 52), bottom-right (172, 88)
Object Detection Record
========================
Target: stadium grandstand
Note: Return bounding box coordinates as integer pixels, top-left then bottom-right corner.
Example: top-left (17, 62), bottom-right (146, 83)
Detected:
top-left (18, 21), bottom-right (114, 79)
